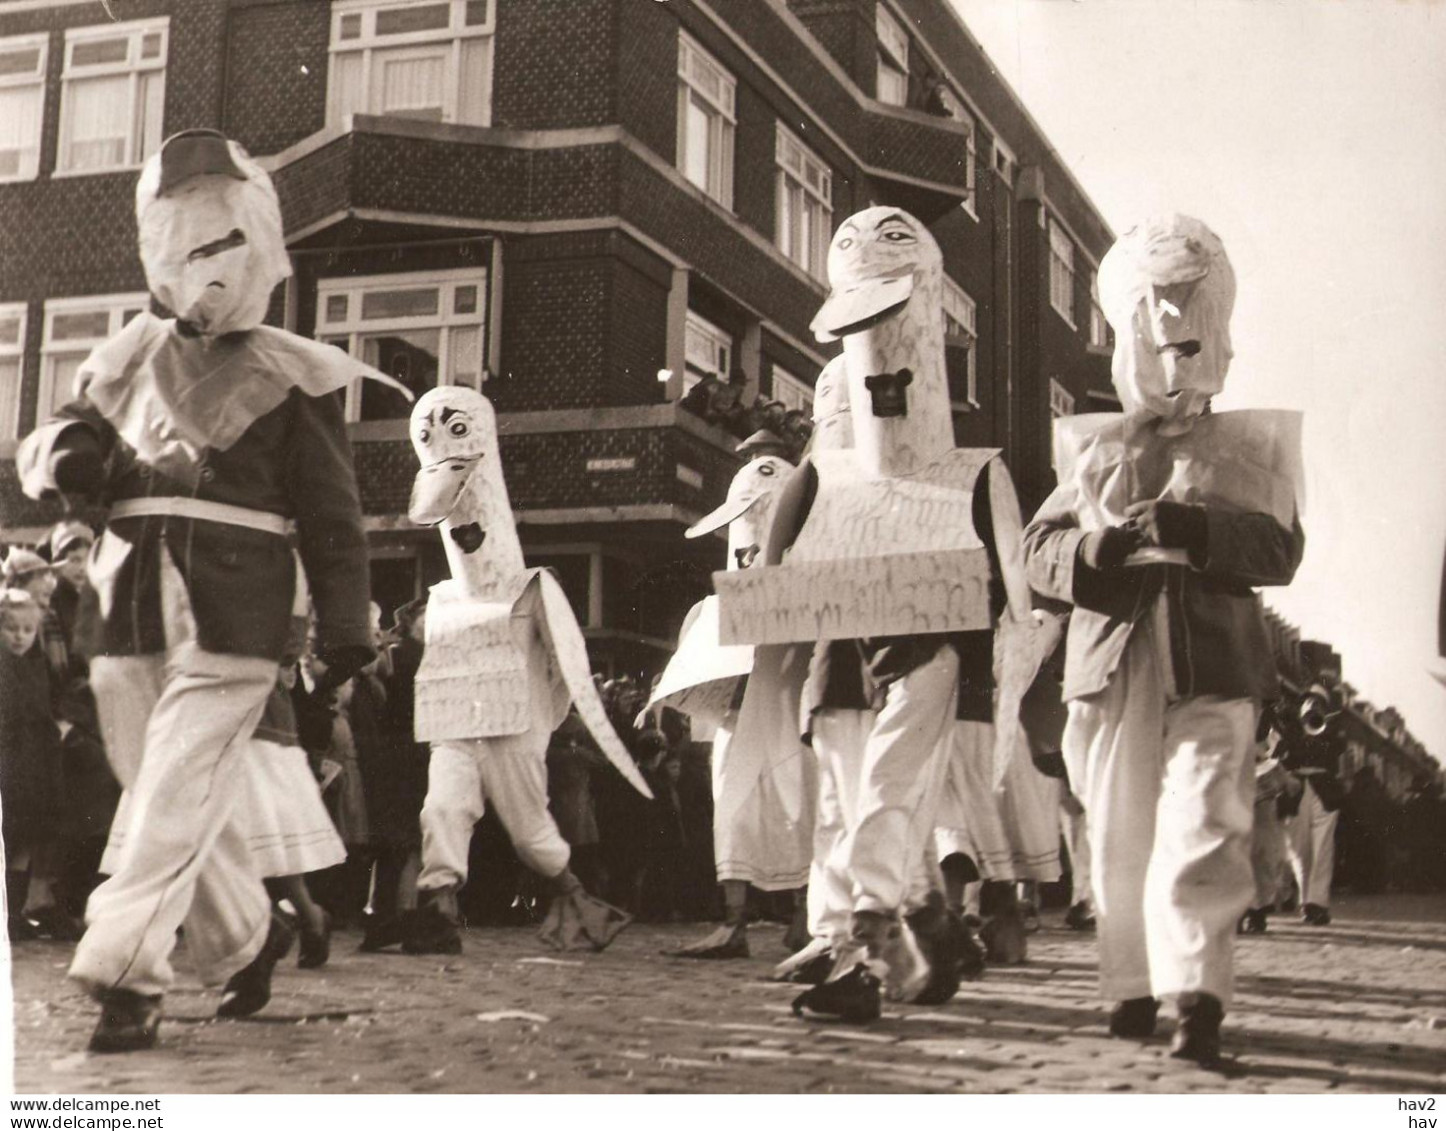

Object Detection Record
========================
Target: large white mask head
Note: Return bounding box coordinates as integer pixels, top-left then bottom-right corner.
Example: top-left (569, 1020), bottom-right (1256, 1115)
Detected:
top-left (1098, 214), bottom-right (1236, 431)
top-left (136, 130), bottom-right (291, 337)
top-left (810, 207), bottom-right (952, 475)
top-left (810, 355), bottom-right (853, 452)
top-left (685, 455), bottom-right (791, 570)
top-left (409, 386), bottom-right (523, 581)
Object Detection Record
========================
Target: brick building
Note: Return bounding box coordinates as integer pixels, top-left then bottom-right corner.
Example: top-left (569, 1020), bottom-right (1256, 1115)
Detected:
top-left (0, 0), bottom-right (1114, 676)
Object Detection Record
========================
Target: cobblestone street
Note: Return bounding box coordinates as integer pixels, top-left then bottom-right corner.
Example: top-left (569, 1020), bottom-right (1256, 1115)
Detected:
top-left (11, 893), bottom-right (1446, 1095)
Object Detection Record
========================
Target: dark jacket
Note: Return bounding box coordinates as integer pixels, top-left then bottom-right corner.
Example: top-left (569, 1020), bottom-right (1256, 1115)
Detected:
top-left (1022, 486), bottom-right (1304, 703)
top-left (0, 649), bottom-right (63, 846)
top-left (22, 379), bottom-right (370, 663)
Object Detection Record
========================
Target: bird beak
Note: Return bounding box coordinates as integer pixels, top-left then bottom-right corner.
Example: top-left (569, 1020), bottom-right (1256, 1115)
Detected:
top-left (409, 458), bottom-right (477, 526)
top-left (809, 270), bottom-right (914, 343)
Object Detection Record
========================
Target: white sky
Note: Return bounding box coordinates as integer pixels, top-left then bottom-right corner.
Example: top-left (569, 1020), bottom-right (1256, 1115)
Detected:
top-left (948, 0), bottom-right (1446, 763)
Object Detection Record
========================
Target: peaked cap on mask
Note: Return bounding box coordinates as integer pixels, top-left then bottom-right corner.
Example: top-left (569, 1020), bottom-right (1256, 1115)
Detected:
top-left (136, 130), bottom-right (291, 337)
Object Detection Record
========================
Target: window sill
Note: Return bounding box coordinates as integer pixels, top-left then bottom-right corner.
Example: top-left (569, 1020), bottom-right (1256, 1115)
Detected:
top-left (960, 199), bottom-right (979, 223)
top-left (1086, 342), bottom-right (1112, 358)
top-left (1050, 307), bottom-right (1076, 330)
top-left (49, 164), bottom-right (144, 180)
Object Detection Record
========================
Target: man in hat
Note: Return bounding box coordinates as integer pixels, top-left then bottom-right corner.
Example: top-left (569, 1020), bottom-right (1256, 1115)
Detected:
top-left (18, 129), bottom-right (383, 1052)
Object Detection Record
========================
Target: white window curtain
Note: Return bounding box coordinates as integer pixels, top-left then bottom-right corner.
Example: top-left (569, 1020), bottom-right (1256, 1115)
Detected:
top-left (58, 20), bottom-right (168, 174)
top-left (0, 36), bottom-right (46, 182)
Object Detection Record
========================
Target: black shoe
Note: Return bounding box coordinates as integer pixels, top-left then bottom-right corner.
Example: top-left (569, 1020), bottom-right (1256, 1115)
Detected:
top-left (780, 949), bottom-right (835, 986)
top-left (89, 990), bottom-right (162, 1053)
top-left (29, 905), bottom-right (85, 941)
top-left (359, 912), bottom-right (408, 953)
top-left (1170, 993), bottom-right (1224, 1066)
top-left (8, 914), bottom-right (38, 942)
top-left (791, 964), bottom-right (882, 1024)
top-left (1109, 996), bottom-right (1159, 1039)
top-left (1064, 901), bottom-right (1097, 932)
top-left (1240, 907), bottom-right (1269, 934)
top-left (906, 895), bottom-right (983, 1004)
top-left (297, 909), bottom-right (331, 970)
top-left (403, 901), bottom-right (463, 955)
top-left (217, 913), bottom-right (296, 1018)
top-left (1301, 903), bottom-right (1332, 926)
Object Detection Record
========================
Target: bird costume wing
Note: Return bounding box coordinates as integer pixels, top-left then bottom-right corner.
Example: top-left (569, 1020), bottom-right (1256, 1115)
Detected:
top-left (529, 570), bottom-right (654, 799)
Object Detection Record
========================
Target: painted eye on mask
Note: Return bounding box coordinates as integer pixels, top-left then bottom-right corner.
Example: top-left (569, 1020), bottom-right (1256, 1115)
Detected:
top-left (448, 420), bottom-right (469, 437)
top-left (417, 428), bottom-right (431, 444)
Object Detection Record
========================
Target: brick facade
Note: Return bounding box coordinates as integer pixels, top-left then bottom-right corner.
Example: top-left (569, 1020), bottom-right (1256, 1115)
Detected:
top-left (0, 0), bottom-right (1115, 674)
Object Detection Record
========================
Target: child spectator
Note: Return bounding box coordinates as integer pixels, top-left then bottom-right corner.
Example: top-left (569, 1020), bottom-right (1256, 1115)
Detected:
top-left (0, 589), bottom-right (64, 940)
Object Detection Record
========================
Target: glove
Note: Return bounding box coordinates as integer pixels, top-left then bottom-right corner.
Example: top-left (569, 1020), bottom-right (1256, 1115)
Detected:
top-left (1122, 500), bottom-right (1208, 560)
top-left (313, 643), bottom-right (375, 692)
top-left (1078, 525), bottom-right (1141, 571)
top-left (49, 428), bottom-right (105, 498)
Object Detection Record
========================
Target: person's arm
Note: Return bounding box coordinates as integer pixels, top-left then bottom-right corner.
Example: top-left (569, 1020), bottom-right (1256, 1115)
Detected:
top-left (284, 390), bottom-right (374, 681)
top-left (1122, 500), bottom-right (1305, 588)
top-left (1022, 484), bottom-right (1142, 610)
top-left (16, 399), bottom-right (117, 503)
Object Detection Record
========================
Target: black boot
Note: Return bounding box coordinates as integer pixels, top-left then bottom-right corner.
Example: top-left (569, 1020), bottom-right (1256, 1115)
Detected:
top-left (217, 913), bottom-right (296, 1018)
top-left (403, 887), bottom-right (463, 955)
top-left (905, 892), bottom-right (982, 1005)
top-left (1108, 996), bottom-right (1159, 1039)
top-left (1170, 993), bottom-right (1224, 1066)
top-left (89, 989), bottom-right (163, 1053)
top-left (1237, 907), bottom-right (1268, 934)
top-left (791, 962), bottom-right (882, 1024)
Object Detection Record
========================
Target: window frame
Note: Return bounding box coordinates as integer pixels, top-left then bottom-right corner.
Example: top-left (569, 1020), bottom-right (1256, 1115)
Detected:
top-left (683, 309), bottom-right (732, 394)
top-left (39, 293), bottom-right (148, 426)
top-left (676, 31), bottom-right (736, 210)
top-left (326, 0), bottom-right (496, 129)
top-left (55, 17), bottom-right (168, 177)
top-left (1048, 217), bottom-right (1077, 328)
top-left (315, 267), bottom-right (489, 423)
top-left (1088, 271), bottom-right (1110, 351)
top-left (1048, 377), bottom-right (1075, 470)
top-left (875, 3), bottom-right (909, 107)
top-left (942, 277), bottom-right (978, 409)
top-left (774, 124), bottom-right (833, 283)
top-left (0, 302), bottom-right (28, 441)
top-left (0, 32), bottom-right (49, 184)
top-left (770, 362), bottom-right (812, 415)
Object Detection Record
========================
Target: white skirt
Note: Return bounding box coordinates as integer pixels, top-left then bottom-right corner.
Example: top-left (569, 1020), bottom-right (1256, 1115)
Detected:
top-left (236, 739), bottom-right (347, 877)
top-left (101, 739), bottom-right (346, 879)
top-left (934, 720), bottom-right (1062, 882)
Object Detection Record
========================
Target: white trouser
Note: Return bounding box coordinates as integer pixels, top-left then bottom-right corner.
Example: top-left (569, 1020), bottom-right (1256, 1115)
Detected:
top-left (1061, 788), bottom-right (1091, 908)
top-left (417, 728), bottom-right (570, 889)
top-left (808, 645), bottom-right (958, 945)
top-left (71, 552), bottom-right (276, 998)
top-left (1250, 797), bottom-right (1290, 909)
top-left (1063, 616), bottom-right (1257, 1007)
top-left (1287, 779), bottom-right (1338, 908)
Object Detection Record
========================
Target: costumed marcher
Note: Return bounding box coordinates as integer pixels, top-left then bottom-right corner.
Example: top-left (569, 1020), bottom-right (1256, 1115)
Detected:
top-left (17, 130), bottom-right (386, 1052)
top-left (650, 452), bottom-right (815, 960)
top-left (1021, 214), bottom-right (1305, 1065)
top-left (933, 611), bottom-right (1064, 967)
top-left (1240, 715), bottom-right (1301, 934)
top-left (403, 386), bottom-right (653, 955)
top-left (716, 208), bottom-right (1032, 1021)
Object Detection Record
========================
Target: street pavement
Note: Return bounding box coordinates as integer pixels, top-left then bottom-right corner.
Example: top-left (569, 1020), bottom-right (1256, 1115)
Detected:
top-left (11, 892), bottom-right (1446, 1094)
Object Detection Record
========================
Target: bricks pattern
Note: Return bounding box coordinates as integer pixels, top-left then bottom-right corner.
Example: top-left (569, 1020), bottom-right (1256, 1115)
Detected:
top-left (615, 0), bottom-right (679, 164)
top-left (224, 1), bottom-right (330, 156)
top-left (495, 256), bottom-right (609, 411)
top-left (608, 257), bottom-right (669, 406)
top-left (493, 0), bottom-right (613, 130)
